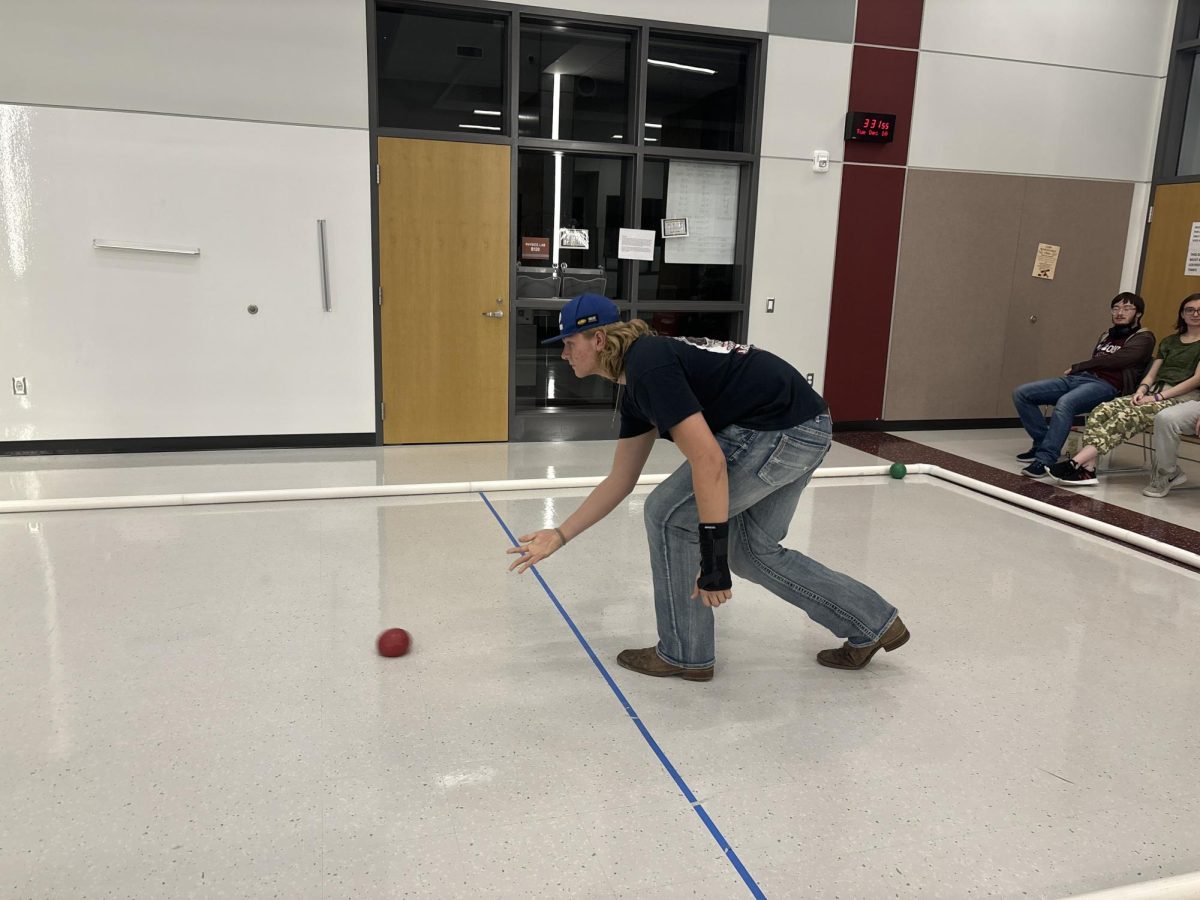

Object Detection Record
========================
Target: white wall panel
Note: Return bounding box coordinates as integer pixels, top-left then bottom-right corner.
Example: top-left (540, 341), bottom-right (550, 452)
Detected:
top-left (0, 0), bottom-right (368, 128)
top-left (761, 36), bottom-right (852, 162)
top-left (515, 0), bottom-right (768, 32)
top-left (909, 54), bottom-right (1163, 182)
top-left (0, 104), bottom-right (374, 441)
top-left (747, 158), bottom-right (842, 392)
top-left (921, 0), bottom-right (1177, 78)
top-left (1122, 182), bottom-right (1153, 293)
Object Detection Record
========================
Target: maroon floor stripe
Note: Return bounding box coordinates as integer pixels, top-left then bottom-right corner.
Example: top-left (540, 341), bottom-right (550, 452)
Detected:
top-left (835, 432), bottom-right (1200, 560)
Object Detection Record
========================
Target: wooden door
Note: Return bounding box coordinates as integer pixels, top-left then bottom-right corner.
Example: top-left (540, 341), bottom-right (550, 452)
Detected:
top-left (1141, 182), bottom-right (1200, 344)
top-left (378, 138), bottom-right (510, 443)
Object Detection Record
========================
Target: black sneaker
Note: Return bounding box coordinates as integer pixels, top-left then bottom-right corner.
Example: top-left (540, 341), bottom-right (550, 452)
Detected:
top-left (1016, 447), bottom-right (1038, 462)
top-left (1048, 460), bottom-right (1074, 479)
top-left (1020, 461), bottom-right (1047, 478)
top-left (1052, 461), bottom-right (1098, 486)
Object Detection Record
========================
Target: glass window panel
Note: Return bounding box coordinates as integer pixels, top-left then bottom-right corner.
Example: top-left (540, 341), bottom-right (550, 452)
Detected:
top-left (519, 21), bottom-right (633, 143)
top-left (645, 34), bottom-right (751, 151)
top-left (644, 311), bottom-right (738, 341)
top-left (515, 308), bottom-right (624, 411)
top-left (376, 7), bottom-right (506, 133)
top-left (516, 151), bottom-right (629, 300)
top-left (637, 159), bottom-right (742, 302)
top-left (1178, 53), bottom-right (1200, 175)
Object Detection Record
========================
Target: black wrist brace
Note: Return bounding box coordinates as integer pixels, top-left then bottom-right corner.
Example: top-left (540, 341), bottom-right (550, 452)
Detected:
top-left (697, 522), bottom-right (732, 591)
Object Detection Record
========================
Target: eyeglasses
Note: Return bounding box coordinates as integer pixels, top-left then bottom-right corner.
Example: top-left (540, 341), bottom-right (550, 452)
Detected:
top-left (1183, 307), bottom-right (1200, 316)
top-left (1112, 303), bottom-right (1138, 311)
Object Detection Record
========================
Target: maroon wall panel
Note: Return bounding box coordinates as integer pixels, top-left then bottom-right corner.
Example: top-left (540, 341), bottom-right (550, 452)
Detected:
top-left (823, 164), bottom-right (906, 422)
top-left (855, 0), bottom-right (924, 49)
top-left (844, 46), bottom-right (918, 167)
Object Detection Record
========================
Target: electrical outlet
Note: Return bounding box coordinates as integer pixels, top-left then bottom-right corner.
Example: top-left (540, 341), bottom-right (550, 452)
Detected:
top-left (12, 376), bottom-right (27, 395)
top-left (805, 372), bottom-right (814, 386)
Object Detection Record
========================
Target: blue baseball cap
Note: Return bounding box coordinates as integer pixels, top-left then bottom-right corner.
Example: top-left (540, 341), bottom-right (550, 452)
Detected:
top-left (541, 293), bottom-right (621, 344)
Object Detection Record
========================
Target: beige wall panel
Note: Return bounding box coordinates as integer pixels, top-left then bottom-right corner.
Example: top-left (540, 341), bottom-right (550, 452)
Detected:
top-left (885, 171), bottom-right (1024, 420)
top-left (996, 179), bottom-right (1134, 414)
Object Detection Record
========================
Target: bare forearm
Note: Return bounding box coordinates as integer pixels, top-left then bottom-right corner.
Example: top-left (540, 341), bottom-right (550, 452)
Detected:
top-left (692, 456), bottom-right (728, 523)
top-left (1163, 373), bottom-right (1200, 399)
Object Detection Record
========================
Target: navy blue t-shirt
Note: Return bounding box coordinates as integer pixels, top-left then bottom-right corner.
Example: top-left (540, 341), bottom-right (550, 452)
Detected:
top-left (618, 336), bottom-right (827, 440)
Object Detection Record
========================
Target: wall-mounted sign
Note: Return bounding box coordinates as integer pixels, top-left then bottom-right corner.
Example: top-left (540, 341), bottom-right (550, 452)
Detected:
top-left (661, 217), bottom-right (689, 238)
top-left (521, 236), bottom-right (550, 259)
top-left (1033, 242), bottom-right (1060, 280)
top-left (1186, 223), bottom-right (1200, 276)
top-left (845, 111), bottom-right (896, 143)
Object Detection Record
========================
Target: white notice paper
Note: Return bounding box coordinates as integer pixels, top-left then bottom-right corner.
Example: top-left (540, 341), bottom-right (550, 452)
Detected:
top-left (618, 228), bottom-right (656, 261)
top-left (1186, 223), bottom-right (1200, 276)
top-left (663, 161), bottom-right (739, 265)
top-left (1032, 243), bottom-right (1060, 280)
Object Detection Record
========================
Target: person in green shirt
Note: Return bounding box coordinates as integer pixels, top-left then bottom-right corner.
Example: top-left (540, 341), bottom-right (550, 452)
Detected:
top-left (1051, 294), bottom-right (1200, 486)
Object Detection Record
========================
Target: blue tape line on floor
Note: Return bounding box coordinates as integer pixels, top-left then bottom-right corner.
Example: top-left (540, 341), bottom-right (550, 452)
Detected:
top-left (479, 491), bottom-right (766, 900)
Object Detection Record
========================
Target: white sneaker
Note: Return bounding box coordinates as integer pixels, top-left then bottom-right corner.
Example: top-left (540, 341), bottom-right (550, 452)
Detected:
top-left (1143, 468), bottom-right (1187, 498)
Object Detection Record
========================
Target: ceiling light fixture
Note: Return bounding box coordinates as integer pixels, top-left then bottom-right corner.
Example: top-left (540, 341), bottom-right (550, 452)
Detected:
top-left (473, 109), bottom-right (502, 116)
top-left (459, 124), bottom-right (501, 131)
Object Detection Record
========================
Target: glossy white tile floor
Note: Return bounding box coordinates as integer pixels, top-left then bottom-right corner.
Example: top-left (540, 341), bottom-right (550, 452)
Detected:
top-left (3, 457), bottom-right (1199, 898)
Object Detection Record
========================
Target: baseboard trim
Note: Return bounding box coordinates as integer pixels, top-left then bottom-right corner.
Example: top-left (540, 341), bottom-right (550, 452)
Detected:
top-left (0, 433), bottom-right (377, 457)
top-left (833, 418), bottom-right (1023, 433)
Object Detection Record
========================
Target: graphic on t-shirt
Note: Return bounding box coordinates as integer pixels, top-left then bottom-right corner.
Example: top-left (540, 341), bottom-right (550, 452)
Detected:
top-left (673, 336), bottom-right (753, 355)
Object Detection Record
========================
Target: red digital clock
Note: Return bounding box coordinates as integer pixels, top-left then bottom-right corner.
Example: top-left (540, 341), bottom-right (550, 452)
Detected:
top-left (845, 111), bottom-right (896, 143)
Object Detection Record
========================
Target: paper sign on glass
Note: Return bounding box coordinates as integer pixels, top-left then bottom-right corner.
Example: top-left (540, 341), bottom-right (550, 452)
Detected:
top-left (663, 161), bottom-right (739, 265)
top-left (558, 228), bottom-right (589, 250)
top-left (1032, 243), bottom-right (1060, 280)
top-left (618, 228), bottom-right (656, 261)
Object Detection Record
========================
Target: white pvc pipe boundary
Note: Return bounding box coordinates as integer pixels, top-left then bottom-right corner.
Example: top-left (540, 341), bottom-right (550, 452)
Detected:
top-left (1, 464), bottom-right (1197, 571)
top-left (1057, 872), bottom-right (1200, 900)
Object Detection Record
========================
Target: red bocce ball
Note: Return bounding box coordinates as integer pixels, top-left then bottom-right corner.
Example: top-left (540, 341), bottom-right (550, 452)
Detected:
top-left (376, 628), bottom-right (411, 658)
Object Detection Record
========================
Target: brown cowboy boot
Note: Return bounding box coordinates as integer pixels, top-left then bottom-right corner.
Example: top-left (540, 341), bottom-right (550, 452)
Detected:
top-left (816, 617), bottom-right (910, 670)
top-left (617, 647), bottom-right (714, 682)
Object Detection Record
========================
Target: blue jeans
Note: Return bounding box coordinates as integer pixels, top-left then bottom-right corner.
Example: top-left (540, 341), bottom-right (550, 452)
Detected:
top-left (1012, 374), bottom-right (1118, 466)
top-left (643, 414), bottom-right (898, 670)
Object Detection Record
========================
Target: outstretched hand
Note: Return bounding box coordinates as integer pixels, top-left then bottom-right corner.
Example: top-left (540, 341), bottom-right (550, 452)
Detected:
top-left (506, 529), bottom-right (565, 574)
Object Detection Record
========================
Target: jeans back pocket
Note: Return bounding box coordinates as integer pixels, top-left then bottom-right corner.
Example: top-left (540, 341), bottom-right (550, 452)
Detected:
top-left (756, 423), bottom-right (830, 487)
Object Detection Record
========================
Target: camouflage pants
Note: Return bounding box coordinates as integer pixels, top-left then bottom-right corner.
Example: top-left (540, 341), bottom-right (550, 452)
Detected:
top-left (1082, 395), bottom-right (1180, 455)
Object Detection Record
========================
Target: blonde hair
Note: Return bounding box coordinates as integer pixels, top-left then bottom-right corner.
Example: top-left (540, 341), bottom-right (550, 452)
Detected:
top-left (592, 319), bottom-right (655, 380)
